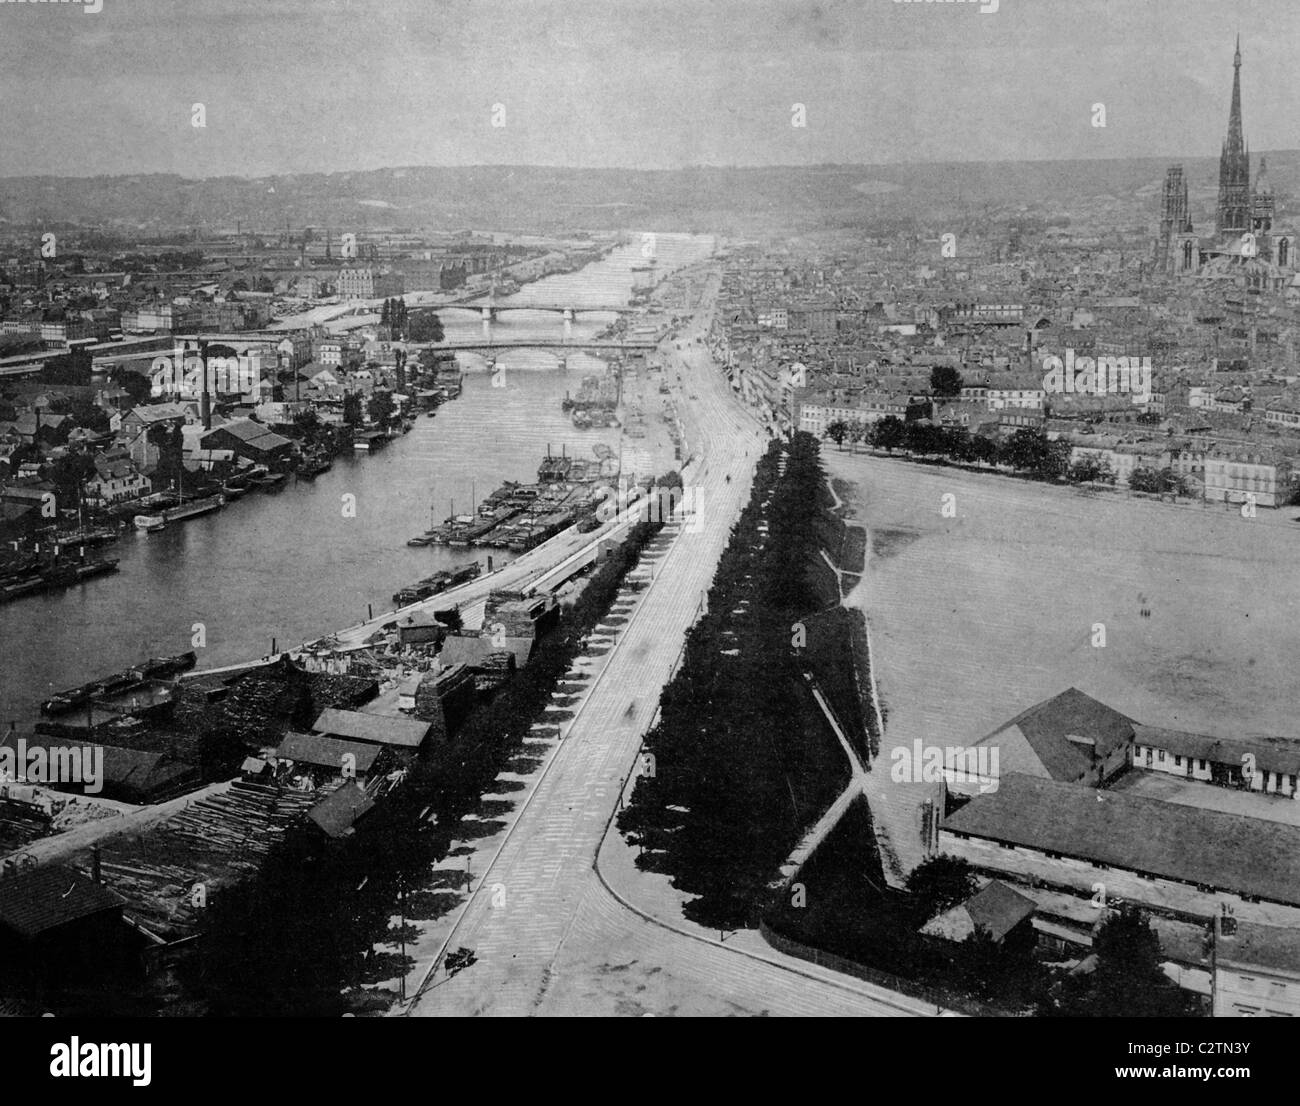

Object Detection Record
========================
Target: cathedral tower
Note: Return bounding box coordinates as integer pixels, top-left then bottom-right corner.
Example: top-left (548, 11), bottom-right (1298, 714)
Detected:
top-left (1216, 36), bottom-right (1252, 237)
top-left (1158, 165), bottom-right (1190, 272)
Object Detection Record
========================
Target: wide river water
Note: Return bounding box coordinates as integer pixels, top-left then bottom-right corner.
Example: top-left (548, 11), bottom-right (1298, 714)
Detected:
top-left (0, 234), bottom-right (714, 724)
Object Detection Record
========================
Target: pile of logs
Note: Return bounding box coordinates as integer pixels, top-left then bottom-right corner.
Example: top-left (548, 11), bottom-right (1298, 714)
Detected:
top-left (86, 780), bottom-right (319, 943)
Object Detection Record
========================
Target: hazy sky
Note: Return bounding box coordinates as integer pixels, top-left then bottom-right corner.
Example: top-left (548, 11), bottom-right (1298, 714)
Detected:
top-left (0, 0), bottom-right (1295, 177)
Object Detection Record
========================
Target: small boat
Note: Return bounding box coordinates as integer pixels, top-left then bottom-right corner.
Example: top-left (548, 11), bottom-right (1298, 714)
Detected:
top-left (99, 671), bottom-right (145, 697)
top-left (164, 495), bottom-right (225, 522)
top-left (139, 651), bottom-right (197, 679)
top-left (41, 688), bottom-right (96, 715)
top-left (296, 455), bottom-right (332, 479)
top-left (254, 473), bottom-right (287, 490)
top-left (222, 482), bottom-right (248, 499)
top-left (134, 513), bottom-right (166, 532)
top-left (54, 525), bottom-right (119, 547)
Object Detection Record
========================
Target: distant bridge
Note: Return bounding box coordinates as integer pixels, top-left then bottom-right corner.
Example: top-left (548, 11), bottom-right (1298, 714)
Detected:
top-left (441, 301), bottom-right (643, 342)
top-left (436, 338), bottom-right (657, 352)
top-left (440, 302), bottom-right (637, 317)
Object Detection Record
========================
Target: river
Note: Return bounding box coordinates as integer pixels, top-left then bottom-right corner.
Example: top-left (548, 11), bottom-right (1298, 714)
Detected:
top-left (0, 233), bottom-right (715, 724)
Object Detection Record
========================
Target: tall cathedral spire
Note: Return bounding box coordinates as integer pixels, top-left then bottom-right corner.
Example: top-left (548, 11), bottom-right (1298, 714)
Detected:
top-left (1226, 35), bottom-right (1244, 157)
top-left (1216, 36), bottom-right (1251, 236)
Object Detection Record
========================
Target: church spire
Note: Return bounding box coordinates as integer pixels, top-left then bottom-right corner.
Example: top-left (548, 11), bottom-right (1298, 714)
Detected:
top-left (1216, 36), bottom-right (1251, 236)
top-left (1226, 35), bottom-right (1244, 158)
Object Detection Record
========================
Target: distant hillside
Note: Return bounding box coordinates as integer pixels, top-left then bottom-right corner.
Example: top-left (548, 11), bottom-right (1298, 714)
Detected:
top-left (0, 155), bottom-right (1295, 238)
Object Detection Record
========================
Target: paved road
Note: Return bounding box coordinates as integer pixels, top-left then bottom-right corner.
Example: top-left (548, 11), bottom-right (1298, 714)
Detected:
top-left (407, 265), bottom-right (929, 1017)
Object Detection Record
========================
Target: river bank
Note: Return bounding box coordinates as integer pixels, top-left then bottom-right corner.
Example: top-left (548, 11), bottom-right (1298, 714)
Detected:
top-left (1, 234), bottom-right (716, 725)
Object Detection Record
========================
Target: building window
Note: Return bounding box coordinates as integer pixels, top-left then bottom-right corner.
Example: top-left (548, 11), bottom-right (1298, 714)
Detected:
top-left (1174, 755), bottom-right (1183, 767)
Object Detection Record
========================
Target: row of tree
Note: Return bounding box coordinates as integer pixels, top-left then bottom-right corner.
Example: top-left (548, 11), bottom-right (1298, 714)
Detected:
top-left (618, 434), bottom-right (850, 929)
top-left (827, 415), bottom-right (1191, 490)
top-left (379, 298), bottom-right (445, 344)
top-left (179, 484), bottom-right (676, 1015)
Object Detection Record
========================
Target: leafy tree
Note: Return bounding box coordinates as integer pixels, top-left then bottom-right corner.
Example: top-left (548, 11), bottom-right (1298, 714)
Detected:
top-left (1129, 466), bottom-right (1184, 495)
top-left (42, 348), bottom-right (92, 387)
top-left (955, 924), bottom-right (1047, 1008)
top-left (826, 420), bottom-right (849, 449)
top-left (930, 365), bottom-right (963, 398)
top-left (905, 855), bottom-right (977, 922)
top-left (47, 452), bottom-right (96, 505)
top-left (114, 369), bottom-right (154, 406)
top-left (1045, 907), bottom-right (1202, 1017)
top-left (1128, 467), bottom-right (1158, 493)
top-left (969, 434), bottom-right (999, 467)
top-left (1069, 457), bottom-right (1104, 484)
top-left (957, 927), bottom-right (1007, 1003)
top-left (405, 309), bottom-right (443, 343)
top-left (871, 416), bottom-right (906, 453)
top-left (68, 398), bottom-right (110, 434)
top-left (147, 422), bottom-right (184, 487)
top-left (1041, 439), bottom-right (1073, 481)
top-left (367, 389), bottom-right (396, 428)
top-left (341, 392), bottom-right (364, 428)
top-left (997, 429), bottom-right (1069, 480)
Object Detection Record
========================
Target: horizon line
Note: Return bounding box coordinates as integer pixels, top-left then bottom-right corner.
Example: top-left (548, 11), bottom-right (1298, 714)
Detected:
top-left (3, 148), bottom-right (1300, 186)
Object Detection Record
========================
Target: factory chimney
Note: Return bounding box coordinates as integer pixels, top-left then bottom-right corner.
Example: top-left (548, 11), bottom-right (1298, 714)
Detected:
top-left (199, 339), bottom-right (212, 431)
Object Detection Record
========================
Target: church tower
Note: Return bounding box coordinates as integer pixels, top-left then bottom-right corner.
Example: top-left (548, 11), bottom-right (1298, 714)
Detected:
top-left (1216, 36), bottom-right (1252, 237)
top-left (1251, 156), bottom-right (1275, 235)
top-left (1158, 165), bottom-right (1190, 273)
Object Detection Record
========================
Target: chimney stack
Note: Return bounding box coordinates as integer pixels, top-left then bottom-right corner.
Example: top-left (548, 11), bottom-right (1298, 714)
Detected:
top-left (199, 339), bottom-right (212, 431)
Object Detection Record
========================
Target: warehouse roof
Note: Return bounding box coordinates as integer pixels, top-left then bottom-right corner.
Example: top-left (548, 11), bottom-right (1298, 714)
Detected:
top-left (311, 707), bottom-right (431, 748)
top-left (276, 731), bottom-right (383, 774)
top-left (942, 774), bottom-right (1300, 907)
top-left (0, 864), bottom-right (124, 940)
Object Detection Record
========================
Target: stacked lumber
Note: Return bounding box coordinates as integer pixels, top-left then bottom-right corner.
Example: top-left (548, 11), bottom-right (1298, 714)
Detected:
top-left (82, 782), bottom-right (319, 943)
